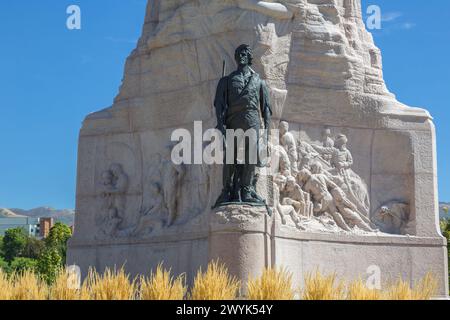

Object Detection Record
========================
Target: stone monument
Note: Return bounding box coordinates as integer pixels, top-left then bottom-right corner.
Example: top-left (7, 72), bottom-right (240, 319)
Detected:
top-left (68, 0), bottom-right (449, 296)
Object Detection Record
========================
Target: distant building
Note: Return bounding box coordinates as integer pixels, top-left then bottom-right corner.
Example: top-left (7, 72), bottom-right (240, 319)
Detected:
top-left (0, 217), bottom-right (54, 238)
top-left (39, 217), bottom-right (54, 238)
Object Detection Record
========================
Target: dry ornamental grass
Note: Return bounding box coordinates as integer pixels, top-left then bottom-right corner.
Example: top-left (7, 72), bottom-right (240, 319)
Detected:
top-left (10, 270), bottom-right (48, 300)
top-left (84, 267), bottom-right (137, 300)
top-left (0, 264), bottom-right (439, 301)
top-left (247, 267), bottom-right (294, 300)
top-left (0, 269), bottom-right (13, 300)
top-left (346, 278), bottom-right (383, 300)
top-left (140, 264), bottom-right (186, 300)
top-left (190, 261), bottom-right (240, 300)
top-left (302, 270), bottom-right (346, 300)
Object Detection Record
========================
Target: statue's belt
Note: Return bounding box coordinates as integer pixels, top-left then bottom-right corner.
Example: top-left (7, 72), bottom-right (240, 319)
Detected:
top-left (226, 109), bottom-right (261, 129)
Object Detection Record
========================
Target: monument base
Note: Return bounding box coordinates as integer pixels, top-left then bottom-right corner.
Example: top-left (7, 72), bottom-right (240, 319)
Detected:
top-left (68, 205), bottom-right (449, 297)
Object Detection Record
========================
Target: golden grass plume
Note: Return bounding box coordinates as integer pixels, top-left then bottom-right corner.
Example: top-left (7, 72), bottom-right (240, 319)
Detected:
top-left (49, 268), bottom-right (92, 300)
top-left (11, 270), bottom-right (48, 300)
top-left (247, 267), bottom-right (294, 300)
top-left (411, 272), bottom-right (438, 300)
top-left (140, 264), bottom-right (186, 300)
top-left (385, 272), bottom-right (438, 300)
top-left (302, 270), bottom-right (345, 300)
top-left (190, 261), bottom-right (240, 300)
top-left (0, 268), bottom-right (13, 300)
top-left (84, 267), bottom-right (136, 300)
top-left (346, 278), bottom-right (383, 300)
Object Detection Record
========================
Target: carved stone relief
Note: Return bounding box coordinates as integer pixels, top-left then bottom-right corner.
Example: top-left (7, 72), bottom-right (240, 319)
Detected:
top-left (133, 144), bottom-right (216, 239)
top-left (270, 122), bottom-right (412, 235)
top-left (372, 202), bottom-right (415, 235)
top-left (97, 163), bottom-right (129, 238)
top-left (95, 123), bottom-right (414, 237)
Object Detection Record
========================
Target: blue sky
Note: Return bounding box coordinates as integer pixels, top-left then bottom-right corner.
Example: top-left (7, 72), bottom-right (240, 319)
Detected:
top-left (0, 0), bottom-right (449, 209)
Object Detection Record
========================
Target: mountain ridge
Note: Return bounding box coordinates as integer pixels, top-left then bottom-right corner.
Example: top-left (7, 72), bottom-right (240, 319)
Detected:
top-left (0, 208), bottom-right (26, 218)
top-left (1, 207), bottom-right (75, 225)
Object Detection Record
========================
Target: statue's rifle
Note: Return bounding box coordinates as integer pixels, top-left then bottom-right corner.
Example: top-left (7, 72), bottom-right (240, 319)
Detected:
top-left (220, 60), bottom-right (227, 150)
top-left (222, 60), bottom-right (226, 79)
top-left (340, 168), bottom-right (373, 225)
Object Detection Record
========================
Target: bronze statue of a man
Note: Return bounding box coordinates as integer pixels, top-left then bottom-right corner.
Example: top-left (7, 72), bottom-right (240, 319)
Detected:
top-left (214, 44), bottom-right (272, 205)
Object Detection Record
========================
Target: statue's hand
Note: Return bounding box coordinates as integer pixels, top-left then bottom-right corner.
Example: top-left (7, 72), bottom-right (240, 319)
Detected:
top-left (216, 123), bottom-right (226, 136)
top-left (285, 199), bottom-right (293, 205)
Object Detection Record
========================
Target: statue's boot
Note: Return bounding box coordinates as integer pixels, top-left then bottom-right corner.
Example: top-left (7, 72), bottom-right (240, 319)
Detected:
top-left (230, 190), bottom-right (241, 202)
top-left (214, 188), bottom-right (232, 207)
top-left (355, 220), bottom-right (376, 232)
top-left (329, 211), bottom-right (352, 231)
top-left (241, 186), bottom-right (263, 203)
top-left (250, 189), bottom-right (265, 203)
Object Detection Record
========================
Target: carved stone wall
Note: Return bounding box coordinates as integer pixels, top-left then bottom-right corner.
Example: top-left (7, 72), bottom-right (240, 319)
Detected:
top-left (68, 0), bottom-right (448, 296)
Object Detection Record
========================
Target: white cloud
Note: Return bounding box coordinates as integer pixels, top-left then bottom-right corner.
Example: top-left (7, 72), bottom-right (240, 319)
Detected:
top-left (401, 22), bottom-right (416, 30)
top-left (381, 11), bottom-right (403, 22)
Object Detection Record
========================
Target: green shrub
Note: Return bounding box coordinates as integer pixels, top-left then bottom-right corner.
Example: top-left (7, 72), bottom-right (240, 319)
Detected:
top-left (37, 247), bottom-right (62, 285)
top-left (24, 236), bottom-right (45, 259)
top-left (440, 218), bottom-right (450, 288)
top-left (3, 228), bottom-right (27, 262)
top-left (45, 223), bottom-right (72, 263)
top-left (10, 257), bottom-right (38, 273)
top-left (0, 256), bottom-right (10, 273)
top-left (0, 235), bottom-right (4, 257)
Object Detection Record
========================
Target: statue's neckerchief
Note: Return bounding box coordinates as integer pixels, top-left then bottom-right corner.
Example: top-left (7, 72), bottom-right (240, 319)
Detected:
top-left (235, 68), bottom-right (256, 98)
top-left (225, 68), bottom-right (255, 105)
top-left (242, 69), bottom-right (254, 88)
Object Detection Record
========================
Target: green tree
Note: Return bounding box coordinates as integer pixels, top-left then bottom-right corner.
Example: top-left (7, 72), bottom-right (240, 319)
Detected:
top-left (445, 221), bottom-right (450, 270)
top-left (45, 223), bottom-right (72, 263)
top-left (37, 247), bottom-right (62, 284)
top-left (3, 228), bottom-right (27, 262)
top-left (444, 220), bottom-right (450, 241)
top-left (0, 235), bottom-right (4, 258)
top-left (10, 257), bottom-right (38, 273)
top-left (441, 219), bottom-right (450, 288)
top-left (36, 223), bottom-right (72, 284)
top-left (23, 236), bottom-right (45, 259)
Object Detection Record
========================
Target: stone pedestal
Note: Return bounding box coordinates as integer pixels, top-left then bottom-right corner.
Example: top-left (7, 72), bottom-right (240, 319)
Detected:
top-left (209, 206), bottom-right (272, 287)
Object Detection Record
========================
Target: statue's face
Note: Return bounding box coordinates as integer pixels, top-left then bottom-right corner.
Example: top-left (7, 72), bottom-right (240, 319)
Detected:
top-left (236, 48), bottom-right (250, 67)
top-left (110, 164), bottom-right (122, 176)
top-left (286, 180), bottom-right (295, 191)
top-left (102, 171), bottom-right (113, 185)
top-left (280, 122), bottom-right (288, 134)
top-left (336, 142), bottom-right (346, 150)
top-left (274, 176), bottom-right (286, 189)
top-left (298, 169), bottom-right (311, 183)
top-left (335, 136), bottom-right (348, 149)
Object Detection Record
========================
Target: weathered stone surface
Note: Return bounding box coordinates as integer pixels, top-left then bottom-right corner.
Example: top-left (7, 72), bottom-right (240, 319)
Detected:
top-left (68, 0), bottom-right (448, 296)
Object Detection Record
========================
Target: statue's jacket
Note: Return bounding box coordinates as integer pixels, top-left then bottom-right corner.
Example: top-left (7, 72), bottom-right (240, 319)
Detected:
top-left (215, 69), bottom-right (272, 131)
top-left (214, 69), bottom-right (272, 167)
